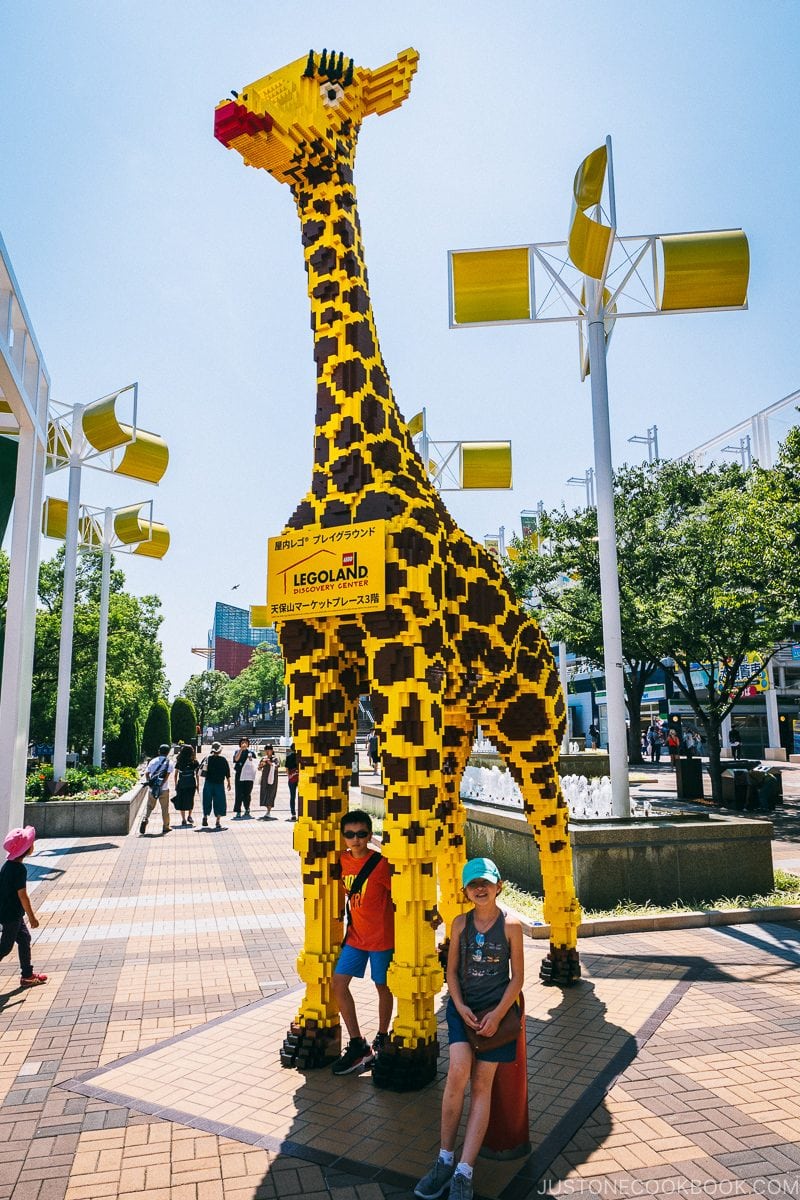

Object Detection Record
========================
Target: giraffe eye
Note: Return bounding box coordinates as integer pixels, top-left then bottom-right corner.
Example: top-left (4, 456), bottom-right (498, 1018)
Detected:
top-left (321, 81), bottom-right (344, 108)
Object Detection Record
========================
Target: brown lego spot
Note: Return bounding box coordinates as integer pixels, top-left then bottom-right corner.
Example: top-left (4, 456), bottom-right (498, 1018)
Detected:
top-left (331, 358), bottom-right (367, 396)
top-left (373, 642), bottom-right (415, 685)
top-left (393, 527), bottom-right (433, 566)
top-left (330, 447), bottom-right (373, 492)
top-left (498, 693), bottom-right (549, 741)
top-left (345, 319), bottom-right (376, 359)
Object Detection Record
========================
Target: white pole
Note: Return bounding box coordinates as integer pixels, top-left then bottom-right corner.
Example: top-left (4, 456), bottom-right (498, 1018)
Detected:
top-left (586, 288), bottom-right (630, 816)
top-left (284, 685), bottom-right (290, 743)
top-left (558, 641), bottom-right (570, 753)
top-left (92, 508), bottom-right (113, 768)
top-left (0, 417), bottom-right (47, 829)
top-left (53, 406), bottom-right (84, 780)
top-left (764, 659), bottom-right (782, 754)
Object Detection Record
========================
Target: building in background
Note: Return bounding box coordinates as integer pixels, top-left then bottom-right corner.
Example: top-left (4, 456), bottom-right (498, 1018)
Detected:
top-left (208, 602), bottom-right (278, 678)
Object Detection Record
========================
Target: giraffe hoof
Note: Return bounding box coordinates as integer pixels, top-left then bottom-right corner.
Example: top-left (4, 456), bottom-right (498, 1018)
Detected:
top-left (371, 1033), bottom-right (439, 1092)
top-left (539, 947), bottom-right (581, 988)
top-left (279, 1019), bottom-right (341, 1070)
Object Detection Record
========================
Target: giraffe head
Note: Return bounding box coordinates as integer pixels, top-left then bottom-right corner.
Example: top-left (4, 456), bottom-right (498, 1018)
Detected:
top-left (214, 48), bottom-right (419, 187)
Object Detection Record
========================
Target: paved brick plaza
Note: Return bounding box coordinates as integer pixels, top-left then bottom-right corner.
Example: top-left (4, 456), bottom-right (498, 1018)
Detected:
top-left (2, 764), bottom-right (800, 1200)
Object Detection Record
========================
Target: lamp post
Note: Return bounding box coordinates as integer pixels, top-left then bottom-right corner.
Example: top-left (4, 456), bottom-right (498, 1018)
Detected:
top-left (44, 387), bottom-right (169, 779)
top-left (449, 137), bottom-right (750, 816)
top-left (628, 425), bottom-right (659, 463)
top-left (566, 468), bottom-right (595, 508)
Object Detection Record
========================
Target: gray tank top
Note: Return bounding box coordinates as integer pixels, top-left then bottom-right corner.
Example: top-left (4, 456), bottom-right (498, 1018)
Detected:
top-left (460, 910), bottom-right (510, 1011)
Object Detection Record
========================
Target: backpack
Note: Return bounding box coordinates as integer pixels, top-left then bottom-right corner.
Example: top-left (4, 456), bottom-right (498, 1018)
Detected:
top-left (147, 756), bottom-right (168, 798)
top-left (177, 765), bottom-right (197, 791)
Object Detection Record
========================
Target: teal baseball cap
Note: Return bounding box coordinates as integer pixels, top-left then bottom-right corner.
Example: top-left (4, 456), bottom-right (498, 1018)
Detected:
top-left (462, 857), bottom-right (501, 888)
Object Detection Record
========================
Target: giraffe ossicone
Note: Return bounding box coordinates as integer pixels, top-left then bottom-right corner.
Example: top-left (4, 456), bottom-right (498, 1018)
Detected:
top-left (215, 47), bottom-right (581, 1093)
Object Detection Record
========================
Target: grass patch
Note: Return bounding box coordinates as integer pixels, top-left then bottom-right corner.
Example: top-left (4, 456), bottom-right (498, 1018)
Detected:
top-left (501, 869), bottom-right (800, 924)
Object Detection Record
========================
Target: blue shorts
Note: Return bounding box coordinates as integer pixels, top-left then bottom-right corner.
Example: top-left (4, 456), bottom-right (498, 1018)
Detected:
top-left (446, 997), bottom-right (518, 1063)
top-left (334, 944), bottom-right (393, 985)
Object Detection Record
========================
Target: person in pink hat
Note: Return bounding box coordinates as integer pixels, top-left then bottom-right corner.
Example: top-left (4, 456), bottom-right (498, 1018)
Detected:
top-left (0, 826), bottom-right (47, 987)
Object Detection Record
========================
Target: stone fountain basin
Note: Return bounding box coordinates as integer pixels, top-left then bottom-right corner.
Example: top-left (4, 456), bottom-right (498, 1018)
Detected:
top-left (465, 802), bottom-right (774, 909)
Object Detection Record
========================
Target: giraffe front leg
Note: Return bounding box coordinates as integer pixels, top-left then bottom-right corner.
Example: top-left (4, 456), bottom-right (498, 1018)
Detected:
top-left (369, 682), bottom-right (444, 1092)
top-left (278, 628), bottom-right (360, 1070)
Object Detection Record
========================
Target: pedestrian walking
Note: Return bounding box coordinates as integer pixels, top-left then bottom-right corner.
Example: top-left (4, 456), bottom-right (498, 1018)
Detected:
top-left (414, 857), bottom-right (523, 1200)
top-left (285, 744), bottom-right (300, 821)
top-left (330, 810), bottom-right (394, 1076)
top-left (729, 727), bottom-right (742, 761)
top-left (588, 722), bottom-right (600, 750)
top-left (173, 743), bottom-right (199, 827)
top-left (367, 730), bottom-right (379, 771)
top-left (666, 726), bottom-right (681, 768)
top-left (258, 745), bottom-right (278, 819)
top-left (0, 826), bottom-right (47, 988)
top-left (647, 721), bottom-right (664, 764)
top-left (199, 742), bottom-right (231, 830)
top-left (235, 750), bottom-right (257, 818)
top-left (140, 744), bottom-right (172, 835)
top-left (232, 737), bottom-right (251, 816)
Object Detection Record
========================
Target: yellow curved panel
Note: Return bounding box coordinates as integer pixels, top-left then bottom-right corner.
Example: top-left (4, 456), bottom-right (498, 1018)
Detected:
top-left (79, 514), bottom-right (102, 548)
top-left (42, 497), bottom-right (68, 539)
top-left (82, 395), bottom-right (133, 452)
top-left (461, 442), bottom-right (512, 489)
top-left (46, 421), bottom-right (71, 465)
top-left (659, 230), bottom-right (749, 311)
top-left (113, 429), bottom-right (169, 484)
top-left (132, 522), bottom-right (170, 558)
top-left (114, 503), bottom-right (151, 544)
top-left (568, 145), bottom-right (612, 279)
top-left (451, 248), bottom-right (530, 324)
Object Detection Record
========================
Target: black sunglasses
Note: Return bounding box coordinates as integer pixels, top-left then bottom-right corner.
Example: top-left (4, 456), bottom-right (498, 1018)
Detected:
top-left (343, 830), bottom-right (370, 840)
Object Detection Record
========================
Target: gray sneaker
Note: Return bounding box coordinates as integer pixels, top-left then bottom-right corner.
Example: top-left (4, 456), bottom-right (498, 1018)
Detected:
top-left (414, 1158), bottom-right (456, 1200)
top-left (450, 1173), bottom-right (473, 1200)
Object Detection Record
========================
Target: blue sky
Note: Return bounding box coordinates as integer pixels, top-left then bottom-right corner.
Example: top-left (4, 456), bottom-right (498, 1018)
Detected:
top-left (2, 1), bottom-right (798, 695)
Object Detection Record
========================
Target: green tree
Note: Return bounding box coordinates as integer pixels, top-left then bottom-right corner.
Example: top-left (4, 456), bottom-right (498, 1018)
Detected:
top-left (505, 467), bottom-right (664, 764)
top-left (142, 698), bottom-right (171, 757)
top-left (507, 454), bottom-right (800, 802)
top-left (179, 670), bottom-right (231, 731)
top-left (171, 695), bottom-right (197, 745)
top-left (28, 550), bottom-right (168, 755)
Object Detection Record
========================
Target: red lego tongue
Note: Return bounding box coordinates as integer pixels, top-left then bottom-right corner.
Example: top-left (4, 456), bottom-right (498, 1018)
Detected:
top-left (214, 101), bottom-right (273, 146)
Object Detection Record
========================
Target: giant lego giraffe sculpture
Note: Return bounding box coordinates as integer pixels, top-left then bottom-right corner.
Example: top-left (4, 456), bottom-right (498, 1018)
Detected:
top-left (215, 47), bottom-right (581, 1092)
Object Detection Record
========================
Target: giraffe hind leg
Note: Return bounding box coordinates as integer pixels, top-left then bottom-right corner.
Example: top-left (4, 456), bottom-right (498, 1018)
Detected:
top-left (483, 697), bottom-right (582, 988)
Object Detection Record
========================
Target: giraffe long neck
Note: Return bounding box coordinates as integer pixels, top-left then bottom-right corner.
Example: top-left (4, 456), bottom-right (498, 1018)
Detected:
top-left (288, 132), bottom-right (435, 529)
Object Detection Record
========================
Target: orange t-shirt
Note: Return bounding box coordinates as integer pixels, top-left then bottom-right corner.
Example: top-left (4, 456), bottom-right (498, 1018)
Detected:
top-left (340, 850), bottom-right (394, 952)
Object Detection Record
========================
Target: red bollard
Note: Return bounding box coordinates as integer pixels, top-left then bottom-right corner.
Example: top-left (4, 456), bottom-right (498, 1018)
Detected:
top-left (480, 993), bottom-right (530, 1160)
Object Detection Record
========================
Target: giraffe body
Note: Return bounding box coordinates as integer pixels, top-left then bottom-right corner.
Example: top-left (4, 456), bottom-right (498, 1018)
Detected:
top-left (215, 48), bottom-right (581, 1092)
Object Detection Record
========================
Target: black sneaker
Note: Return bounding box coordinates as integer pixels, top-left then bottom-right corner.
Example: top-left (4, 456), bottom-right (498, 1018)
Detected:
top-left (372, 1031), bottom-right (389, 1055)
top-left (202, 817), bottom-right (208, 827)
top-left (331, 1037), bottom-right (373, 1076)
top-left (139, 819), bottom-right (148, 836)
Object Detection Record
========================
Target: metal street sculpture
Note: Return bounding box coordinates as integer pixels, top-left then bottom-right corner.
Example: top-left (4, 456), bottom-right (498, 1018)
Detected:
top-left (215, 48), bottom-right (581, 1092)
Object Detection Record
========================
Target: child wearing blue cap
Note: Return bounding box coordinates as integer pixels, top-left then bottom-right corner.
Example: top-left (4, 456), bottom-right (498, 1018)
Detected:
top-left (415, 857), bottom-right (523, 1200)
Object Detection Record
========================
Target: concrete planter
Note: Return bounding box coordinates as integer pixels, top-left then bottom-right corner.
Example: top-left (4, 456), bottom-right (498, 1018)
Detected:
top-left (24, 783), bottom-right (147, 838)
top-left (466, 802), bottom-right (774, 909)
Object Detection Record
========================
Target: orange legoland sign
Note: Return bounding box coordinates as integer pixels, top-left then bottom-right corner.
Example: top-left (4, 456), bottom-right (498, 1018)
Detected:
top-left (257, 521), bottom-right (386, 623)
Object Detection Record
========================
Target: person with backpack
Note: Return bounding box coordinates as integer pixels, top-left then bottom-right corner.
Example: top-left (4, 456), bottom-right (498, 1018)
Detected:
top-left (140, 744), bottom-right (173, 836)
top-left (330, 809), bottom-right (395, 1076)
top-left (198, 741), bottom-right (231, 831)
top-left (173, 744), bottom-right (199, 827)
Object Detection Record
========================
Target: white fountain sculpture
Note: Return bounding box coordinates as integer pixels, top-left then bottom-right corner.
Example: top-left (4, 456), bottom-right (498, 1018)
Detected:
top-left (461, 766), bottom-right (614, 819)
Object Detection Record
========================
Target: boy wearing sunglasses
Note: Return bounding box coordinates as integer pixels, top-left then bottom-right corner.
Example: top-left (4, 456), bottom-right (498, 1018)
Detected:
top-left (330, 809), bottom-right (395, 1075)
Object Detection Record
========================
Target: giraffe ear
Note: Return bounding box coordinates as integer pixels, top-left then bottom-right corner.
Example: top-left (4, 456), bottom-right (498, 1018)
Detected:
top-left (361, 48), bottom-right (419, 117)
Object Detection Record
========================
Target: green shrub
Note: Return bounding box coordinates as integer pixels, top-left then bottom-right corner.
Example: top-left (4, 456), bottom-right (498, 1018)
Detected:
top-left (141, 699), bottom-right (171, 758)
top-left (25, 763), bottom-right (138, 799)
top-left (170, 696), bottom-right (197, 746)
